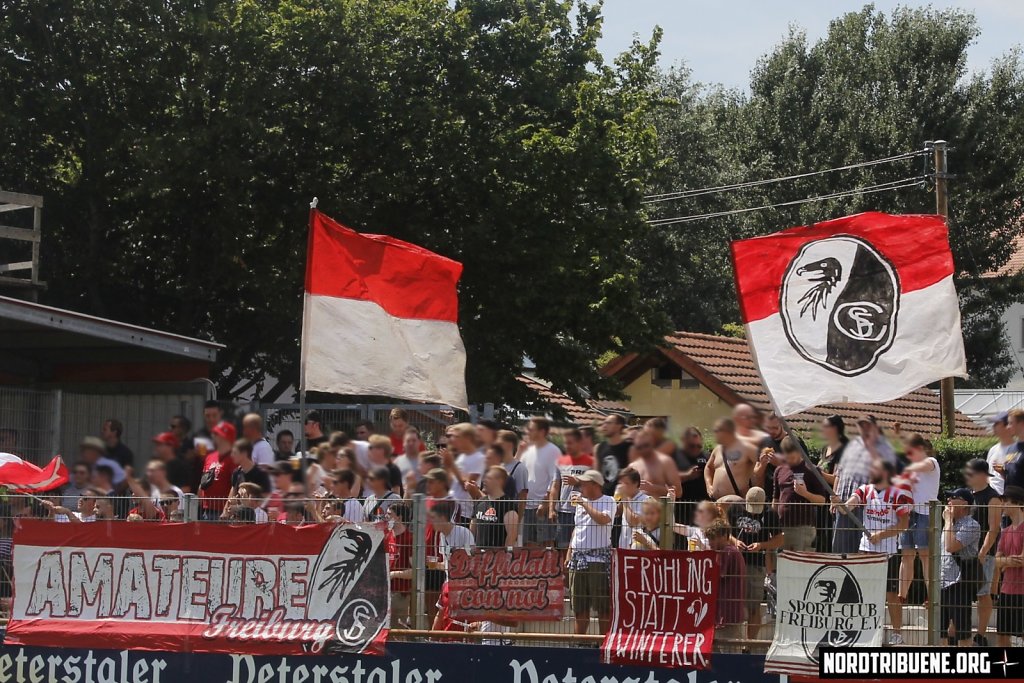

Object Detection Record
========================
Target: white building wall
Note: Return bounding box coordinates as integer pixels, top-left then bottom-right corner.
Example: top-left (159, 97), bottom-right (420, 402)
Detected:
top-left (1002, 301), bottom-right (1024, 389)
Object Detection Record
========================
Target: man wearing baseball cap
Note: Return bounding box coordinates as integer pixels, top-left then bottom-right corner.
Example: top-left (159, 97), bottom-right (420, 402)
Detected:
top-left (940, 487), bottom-right (981, 646)
top-left (152, 431), bottom-right (190, 489)
top-left (567, 469), bottom-right (615, 636)
top-left (198, 421), bottom-right (238, 520)
top-left (964, 458), bottom-right (1002, 645)
top-left (987, 411), bottom-right (1014, 495)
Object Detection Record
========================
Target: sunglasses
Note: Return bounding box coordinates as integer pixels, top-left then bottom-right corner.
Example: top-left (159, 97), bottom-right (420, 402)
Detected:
top-left (160, 499), bottom-right (177, 507)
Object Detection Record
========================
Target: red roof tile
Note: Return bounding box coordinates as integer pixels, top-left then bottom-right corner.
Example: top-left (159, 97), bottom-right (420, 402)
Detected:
top-left (607, 331), bottom-right (986, 438)
top-left (515, 375), bottom-right (627, 426)
top-left (983, 234), bottom-right (1024, 278)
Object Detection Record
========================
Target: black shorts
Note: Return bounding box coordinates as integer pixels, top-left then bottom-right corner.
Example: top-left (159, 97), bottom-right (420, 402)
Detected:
top-left (997, 593), bottom-right (1024, 637)
top-left (941, 583), bottom-right (973, 640)
top-left (886, 554), bottom-right (901, 594)
top-left (425, 568), bottom-right (446, 592)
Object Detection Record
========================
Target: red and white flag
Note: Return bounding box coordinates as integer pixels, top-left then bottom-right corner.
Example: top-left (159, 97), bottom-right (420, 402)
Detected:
top-left (0, 453), bottom-right (68, 492)
top-left (731, 212), bottom-right (967, 416)
top-left (302, 209), bottom-right (468, 409)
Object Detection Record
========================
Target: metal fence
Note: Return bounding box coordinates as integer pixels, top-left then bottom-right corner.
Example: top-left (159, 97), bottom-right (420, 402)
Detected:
top-left (0, 385), bottom-right (209, 466)
top-left (3, 489), bottom-right (1021, 650)
top-left (0, 387), bottom-right (58, 463)
top-left (257, 403), bottom-right (479, 449)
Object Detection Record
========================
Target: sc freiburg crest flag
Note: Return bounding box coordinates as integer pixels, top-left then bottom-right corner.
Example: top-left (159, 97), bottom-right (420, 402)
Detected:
top-left (731, 212), bottom-right (967, 416)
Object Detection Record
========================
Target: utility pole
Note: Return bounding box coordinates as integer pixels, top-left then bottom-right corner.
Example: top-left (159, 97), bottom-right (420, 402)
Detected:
top-left (933, 140), bottom-right (956, 438)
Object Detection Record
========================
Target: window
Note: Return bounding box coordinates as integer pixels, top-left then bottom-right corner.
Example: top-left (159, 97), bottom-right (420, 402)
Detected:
top-left (651, 363), bottom-right (699, 389)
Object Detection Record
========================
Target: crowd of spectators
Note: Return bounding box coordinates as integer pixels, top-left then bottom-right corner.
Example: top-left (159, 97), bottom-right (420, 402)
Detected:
top-left (3, 402), bottom-right (1024, 649)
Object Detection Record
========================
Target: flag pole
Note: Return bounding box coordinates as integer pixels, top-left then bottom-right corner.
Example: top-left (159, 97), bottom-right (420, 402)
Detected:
top-left (299, 197), bottom-right (318, 489)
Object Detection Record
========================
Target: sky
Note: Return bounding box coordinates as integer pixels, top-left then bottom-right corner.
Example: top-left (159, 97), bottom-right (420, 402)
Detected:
top-left (597, 0), bottom-right (1024, 90)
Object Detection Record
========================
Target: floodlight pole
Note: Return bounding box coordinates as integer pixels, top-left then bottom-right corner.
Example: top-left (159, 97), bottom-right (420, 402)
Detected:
top-left (932, 141), bottom-right (955, 438)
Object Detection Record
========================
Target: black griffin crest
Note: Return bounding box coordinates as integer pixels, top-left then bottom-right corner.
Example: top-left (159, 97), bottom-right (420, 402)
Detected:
top-left (781, 236), bottom-right (899, 377)
top-left (801, 565), bottom-right (865, 663)
top-left (795, 258), bottom-right (842, 321)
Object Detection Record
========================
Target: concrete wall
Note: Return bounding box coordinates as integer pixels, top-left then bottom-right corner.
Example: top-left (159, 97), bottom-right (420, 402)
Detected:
top-left (621, 372), bottom-right (733, 435)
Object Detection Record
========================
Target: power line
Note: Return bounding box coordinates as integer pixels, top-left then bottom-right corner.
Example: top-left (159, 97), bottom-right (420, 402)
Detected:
top-left (642, 150), bottom-right (927, 204)
top-left (646, 176), bottom-right (927, 227)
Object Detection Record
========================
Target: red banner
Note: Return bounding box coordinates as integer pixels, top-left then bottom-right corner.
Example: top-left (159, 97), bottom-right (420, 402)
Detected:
top-left (447, 548), bottom-right (564, 621)
top-left (7, 520), bottom-right (390, 655)
top-left (602, 549), bottom-right (718, 669)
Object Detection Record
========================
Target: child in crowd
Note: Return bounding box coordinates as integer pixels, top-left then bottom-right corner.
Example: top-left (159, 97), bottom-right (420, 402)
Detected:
top-left (669, 498), bottom-right (721, 550)
top-left (706, 519), bottom-right (746, 651)
top-left (629, 497), bottom-right (664, 550)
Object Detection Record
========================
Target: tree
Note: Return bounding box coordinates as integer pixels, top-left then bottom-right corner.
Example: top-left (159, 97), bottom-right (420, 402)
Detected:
top-left (635, 68), bottom-right (751, 334)
top-left (646, 5), bottom-right (1024, 386)
top-left (0, 0), bottom-right (667, 408)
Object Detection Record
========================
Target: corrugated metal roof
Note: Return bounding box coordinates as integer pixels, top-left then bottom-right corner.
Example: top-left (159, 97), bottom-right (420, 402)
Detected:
top-left (0, 294), bottom-right (222, 363)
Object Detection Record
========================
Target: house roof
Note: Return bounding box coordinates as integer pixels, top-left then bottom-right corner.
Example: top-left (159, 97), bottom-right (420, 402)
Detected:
top-left (604, 331), bottom-right (987, 438)
top-left (515, 374), bottom-right (629, 425)
top-left (983, 234), bottom-right (1024, 278)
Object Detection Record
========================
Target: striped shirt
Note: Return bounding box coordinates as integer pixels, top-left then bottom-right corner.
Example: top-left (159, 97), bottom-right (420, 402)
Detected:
top-left (856, 484), bottom-right (912, 555)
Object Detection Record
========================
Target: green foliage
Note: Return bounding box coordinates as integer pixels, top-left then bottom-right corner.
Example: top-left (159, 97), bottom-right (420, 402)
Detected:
top-left (0, 0), bottom-right (667, 406)
top-left (3, 1), bottom-right (1023, 413)
top-left (645, 5), bottom-right (1024, 386)
top-left (931, 436), bottom-right (997, 490)
top-left (720, 322), bottom-right (745, 339)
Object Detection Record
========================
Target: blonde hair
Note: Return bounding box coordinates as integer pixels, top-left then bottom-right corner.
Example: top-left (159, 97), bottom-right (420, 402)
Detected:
top-left (368, 434), bottom-right (393, 456)
top-left (642, 497), bottom-right (663, 514)
top-left (238, 482), bottom-right (264, 497)
top-left (449, 423), bottom-right (475, 439)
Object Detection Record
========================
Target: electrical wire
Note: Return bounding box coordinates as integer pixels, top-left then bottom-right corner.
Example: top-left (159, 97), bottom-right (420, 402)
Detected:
top-left (646, 176), bottom-right (927, 227)
top-left (642, 150), bottom-right (927, 204)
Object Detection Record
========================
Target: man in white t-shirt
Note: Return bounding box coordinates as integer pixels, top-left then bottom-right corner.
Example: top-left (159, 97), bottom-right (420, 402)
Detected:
top-left (44, 488), bottom-right (101, 523)
top-left (431, 500), bottom-right (476, 572)
top-left (986, 412), bottom-right (1014, 495)
top-left (567, 469), bottom-right (615, 635)
top-left (445, 423), bottom-right (485, 520)
top-left (328, 469), bottom-right (366, 524)
top-left (395, 428), bottom-right (424, 484)
top-left (242, 413), bottom-right (275, 468)
top-left (520, 417), bottom-right (561, 547)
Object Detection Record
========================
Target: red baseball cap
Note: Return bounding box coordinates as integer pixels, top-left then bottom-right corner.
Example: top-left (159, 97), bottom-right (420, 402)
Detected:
top-left (152, 431), bottom-right (180, 449)
top-left (211, 421), bottom-right (237, 443)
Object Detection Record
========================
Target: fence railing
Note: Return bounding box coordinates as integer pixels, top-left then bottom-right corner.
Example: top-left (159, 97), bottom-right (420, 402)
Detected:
top-left (0, 493), bottom-right (1019, 650)
top-left (256, 402), bottom-right (484, 450)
